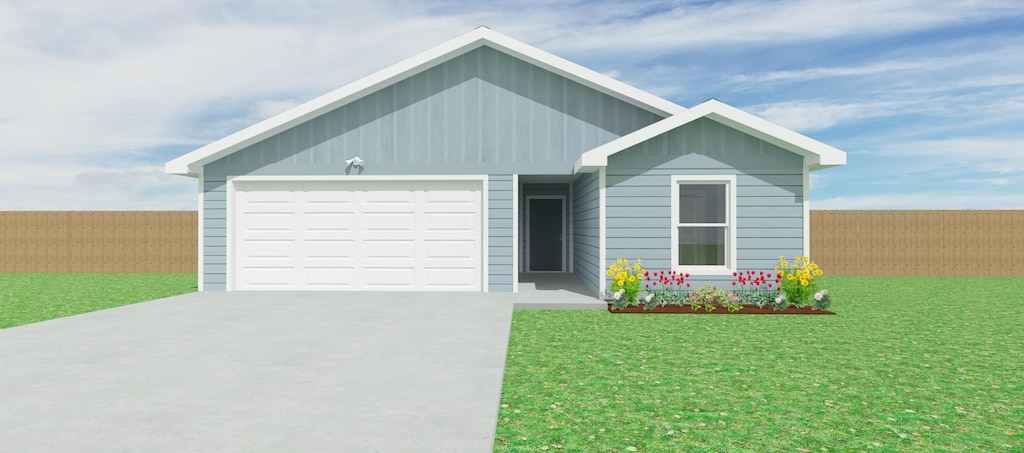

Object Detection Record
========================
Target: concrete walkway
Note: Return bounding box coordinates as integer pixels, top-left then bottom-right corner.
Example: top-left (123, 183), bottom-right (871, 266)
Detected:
top-left (0, 292), bottom-right (518, 452)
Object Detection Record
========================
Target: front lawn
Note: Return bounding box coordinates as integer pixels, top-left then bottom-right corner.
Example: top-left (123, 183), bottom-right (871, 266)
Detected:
top-left (0, 273), bottom-right (197, 329)
top-left (495, 276), bottom-right (1024, 452)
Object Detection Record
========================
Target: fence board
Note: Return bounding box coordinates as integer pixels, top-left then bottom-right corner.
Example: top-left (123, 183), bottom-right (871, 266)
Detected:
top-left (809, 210), bottom-right (1024, 276)
top-left (0, 211), bottom-right (198, 273)
top-left (0, 210), bottom-right (1021, 275)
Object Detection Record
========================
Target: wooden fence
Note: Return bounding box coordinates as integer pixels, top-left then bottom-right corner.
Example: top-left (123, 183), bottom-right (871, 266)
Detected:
top-left (0, 210), bottom-right (1022, 275)
top-left (810, 210), bottom-right (1024, 276)
top-left (0, 211), bottom-right (197, 273)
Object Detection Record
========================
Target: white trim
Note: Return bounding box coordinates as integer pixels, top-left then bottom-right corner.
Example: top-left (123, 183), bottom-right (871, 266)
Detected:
top-left (230, 174), bottom-right (488, 182)
top-left (575, 99), bottom-right (847, 173)
top-left (225, 175), bottom-right (237, 291)
top-left (225, 174), bottom-right (488, 292)
top-left (165, 27), bottom-right (684, 177)
top-left (669, 175), bottom-right (738, 275)
top-left (196, 173), bottom-right (204, 291)
top-left (511, 174), bottom-right (518, 293)
top-left (568, 179), bottom-right (574, 274)
top-left (524, 195), bottom-right (567, 273)
top-left (482, 176), bottom-right (489, 292)
top-left (598, 167), bottom-right (607, 298)
top-left (803, 166), bottom-right (810, 260)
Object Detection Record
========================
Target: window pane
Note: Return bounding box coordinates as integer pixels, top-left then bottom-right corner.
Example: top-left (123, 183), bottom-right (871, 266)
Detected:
top-left (678, 184), bottom-right (725, 223)
top-left (677, 226), bottom-right (726, 266)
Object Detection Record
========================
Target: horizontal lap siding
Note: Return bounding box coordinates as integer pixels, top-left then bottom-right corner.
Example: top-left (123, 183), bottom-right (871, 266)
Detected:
top-left (489, 175), bottom-right (514, 291)
top-left (572, 172), bottom-right (600, 296)
top-left (606, 118), bottom-right (804, 288)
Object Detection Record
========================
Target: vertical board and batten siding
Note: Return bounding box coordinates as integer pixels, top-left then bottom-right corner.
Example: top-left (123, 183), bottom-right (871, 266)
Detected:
top-left (572, 172), bottom-right (601, 296)
top-left (488, 175), bottom-right (514, 292)
top-left (199, 46), bottom-right (662, 290)
top-left (605, 118), bottom-right (805, 288)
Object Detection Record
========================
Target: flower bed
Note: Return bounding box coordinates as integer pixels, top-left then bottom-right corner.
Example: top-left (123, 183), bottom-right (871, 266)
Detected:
top-left (606, 256), bottom-right (835, 314)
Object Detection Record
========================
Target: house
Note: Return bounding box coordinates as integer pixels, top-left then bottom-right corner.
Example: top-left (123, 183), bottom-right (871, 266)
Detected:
top-left (165, 26), bottom-right (846, 297)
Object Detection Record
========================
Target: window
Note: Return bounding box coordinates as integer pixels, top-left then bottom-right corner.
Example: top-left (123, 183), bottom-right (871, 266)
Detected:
top-left (670, 175), bottom-right (736, 273)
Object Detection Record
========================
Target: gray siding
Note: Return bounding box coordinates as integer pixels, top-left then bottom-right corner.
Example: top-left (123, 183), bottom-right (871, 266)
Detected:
top-left (605, 117), bottom-right (804, 289)
top-left (200, 46), bottom-right (664, 289)
top-left (572, 172), bottom-right (600, 297)
top-left (207, 46), bottom-right (662, 177)
top-left (201, 175), bottom-right (228, 290)
top-left (488, 175), bottom-right (514, 292)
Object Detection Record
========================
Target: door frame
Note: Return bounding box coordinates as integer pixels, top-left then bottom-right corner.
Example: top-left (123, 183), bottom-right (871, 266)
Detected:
top-left (524, 195), bottom-right (566, 273)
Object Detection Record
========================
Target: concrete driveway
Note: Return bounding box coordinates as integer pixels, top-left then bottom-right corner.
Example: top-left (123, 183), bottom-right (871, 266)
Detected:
top-left (0, 292), bottom-right (515, 452)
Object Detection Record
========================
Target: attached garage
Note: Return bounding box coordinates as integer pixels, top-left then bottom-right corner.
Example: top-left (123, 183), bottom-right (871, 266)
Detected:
top-left (229, 177), bottom-right (485, 291)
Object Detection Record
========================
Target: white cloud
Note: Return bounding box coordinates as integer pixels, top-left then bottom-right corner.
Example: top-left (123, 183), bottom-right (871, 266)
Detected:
top-left (542, 0), bottom-right (1024, 55)
top-left (814, 192), bottom-right (1024, 210)
top-left (746, 100), bottom-right (907, 131)
top-left (875, 137), bottom-right (1024, 174)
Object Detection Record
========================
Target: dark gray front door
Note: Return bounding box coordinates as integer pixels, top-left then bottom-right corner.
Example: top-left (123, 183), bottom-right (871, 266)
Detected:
top-left (529, 198), bottom-right (563, 271)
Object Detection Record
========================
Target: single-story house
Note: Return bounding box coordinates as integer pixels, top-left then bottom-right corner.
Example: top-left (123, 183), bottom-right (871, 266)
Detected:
top-left (166, 26), bottom-right (846, 297)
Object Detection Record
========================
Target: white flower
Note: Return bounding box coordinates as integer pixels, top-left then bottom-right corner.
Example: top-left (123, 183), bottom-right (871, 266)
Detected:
top-left (645, 294), bottom-right (654, 303)
top-left (616, 289), bottom-right (625, 297)
top-left (775, 295), bottom-right (785, 304)
top-left (821, 290), bottom-right (828, 296)
top-left (814, 292), bottom-right (823, 301)
top-left (613, 291), bottom-right (622, 300)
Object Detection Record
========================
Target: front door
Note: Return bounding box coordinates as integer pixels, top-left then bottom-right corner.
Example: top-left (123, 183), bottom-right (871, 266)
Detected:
top-left (528, 198), bottom-right (563, 272)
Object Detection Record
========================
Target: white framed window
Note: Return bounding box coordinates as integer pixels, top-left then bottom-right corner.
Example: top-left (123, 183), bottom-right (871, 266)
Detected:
top-left (669, 175), bottom-right (737, 275)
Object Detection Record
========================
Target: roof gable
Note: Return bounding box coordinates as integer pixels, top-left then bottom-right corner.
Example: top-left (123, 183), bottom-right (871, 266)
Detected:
top-left (166, 27), bottom-right (685, 176)
top-left (575, 99), bottom-right (847, 173)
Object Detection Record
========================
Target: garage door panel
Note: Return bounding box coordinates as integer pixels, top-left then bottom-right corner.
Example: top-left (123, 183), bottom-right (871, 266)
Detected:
top-left (363, 240), bottom-right (415, 258)
top-left (243, 240), bottom-right (295, 259)
top-left (363, 212), bottom-right (416, 231)
top-left (303, 240), bottom-right (355, 259)
top-left (234, 179), bottom-right (482, 291)
top-left (423, 268), bottom-right (478, 288)
top-left (304, 267), bottom-right (356, 288)
top-left (363, 267), bottom-right (417, 288)
top-left (423, 240), bottom-right (477, 259)
top-left (242, 267), bottom-right (296, 288)
top-left (305, 212), bottom-right (355, 230)
top-left (424, 212), bottom-right (478, 231)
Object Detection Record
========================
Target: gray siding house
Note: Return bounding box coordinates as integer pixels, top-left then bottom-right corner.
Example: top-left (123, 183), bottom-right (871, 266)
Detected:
top-left (166, 27), bottom-right (846, 297)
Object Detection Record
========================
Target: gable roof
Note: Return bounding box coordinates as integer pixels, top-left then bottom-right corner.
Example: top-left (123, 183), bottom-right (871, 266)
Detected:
top-left (165, 27), bottom-right (686, 177)
top-left (574, 99), bottom-right (847, 173)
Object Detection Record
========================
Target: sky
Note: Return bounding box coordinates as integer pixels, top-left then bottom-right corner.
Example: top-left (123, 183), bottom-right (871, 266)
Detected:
top-left (1, 0), bottom-right (1022, 210)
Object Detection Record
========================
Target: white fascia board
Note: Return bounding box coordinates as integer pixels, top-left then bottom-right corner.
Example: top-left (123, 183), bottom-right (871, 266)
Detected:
top-left (573, 99), bottom-right (848, 174)
top-left (166, 27), bottom-right (684, 176)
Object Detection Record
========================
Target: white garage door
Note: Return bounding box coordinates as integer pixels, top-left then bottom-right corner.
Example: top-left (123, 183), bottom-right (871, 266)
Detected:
top-left (231, 179), bottom-right (483, 291)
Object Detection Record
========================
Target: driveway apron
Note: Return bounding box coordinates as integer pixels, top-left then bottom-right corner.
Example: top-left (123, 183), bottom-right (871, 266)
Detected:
top-left (0, 292), bottom-right (514, 452)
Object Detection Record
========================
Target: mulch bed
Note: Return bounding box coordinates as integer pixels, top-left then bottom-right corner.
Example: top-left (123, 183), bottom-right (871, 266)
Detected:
top-left (607, 304), bottom-right (836, 315)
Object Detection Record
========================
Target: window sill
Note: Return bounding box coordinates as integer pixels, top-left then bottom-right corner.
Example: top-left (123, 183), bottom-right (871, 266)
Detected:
top-left (673, 266), bottom-right (736, 276)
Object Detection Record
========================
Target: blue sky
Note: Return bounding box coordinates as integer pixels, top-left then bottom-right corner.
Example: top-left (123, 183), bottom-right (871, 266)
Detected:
top-left (1, 0), bottom-right (1022, 210)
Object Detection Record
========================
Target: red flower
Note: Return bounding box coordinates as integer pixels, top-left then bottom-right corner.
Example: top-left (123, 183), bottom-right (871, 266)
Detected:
top-left (686, 283), bottom-right (691, 288)
top-left (768, 283), bottom-right (773, 288)
top-left (732, 272), bottom-right (738, 276)
top-left (732, 282), bottom-right (736, 286)
top-left (685, 273), bottom-right (690, 278)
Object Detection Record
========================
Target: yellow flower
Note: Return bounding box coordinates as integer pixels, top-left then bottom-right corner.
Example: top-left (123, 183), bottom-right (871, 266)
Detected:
top-left (813, 269), bottom-right (823, 276)
top-left (800, 279), bottom-right (808, 286)
top-left (606, 269), bottom-right (614, 276)
top-left (636, 259), bottom-right (642, 265)
top-left (778, 255), bottom-right (786, 261)
top-left (780, 262), bottom-right (788, 268)
top-left (628, 276), bottom-right (636, 283)
top-left (786, 274), bottom-right (796, 281)
top-left (634, 264), bottom-right (641, 271)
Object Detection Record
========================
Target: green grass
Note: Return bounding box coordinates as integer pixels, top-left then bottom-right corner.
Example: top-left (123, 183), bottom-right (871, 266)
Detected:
top-left (0, 273), bottom-right (197, 329)
top-left (495, 276), bottom-right (1024, 452)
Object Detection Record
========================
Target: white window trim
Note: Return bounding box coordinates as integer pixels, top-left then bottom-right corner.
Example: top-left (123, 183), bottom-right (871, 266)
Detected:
top-left (669, 175), bottom-right (737, 276)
